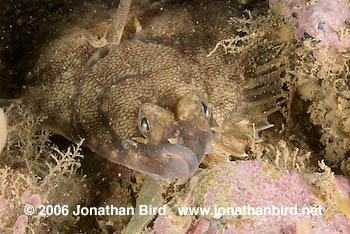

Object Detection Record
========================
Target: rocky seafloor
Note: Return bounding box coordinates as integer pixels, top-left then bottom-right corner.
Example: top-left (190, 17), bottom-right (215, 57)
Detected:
top-left (1, 0), bottom-right (350, 233)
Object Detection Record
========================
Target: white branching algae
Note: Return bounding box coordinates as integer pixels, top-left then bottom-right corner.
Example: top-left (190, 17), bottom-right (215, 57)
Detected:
top-left (0, 108), bottom-right (7, 153)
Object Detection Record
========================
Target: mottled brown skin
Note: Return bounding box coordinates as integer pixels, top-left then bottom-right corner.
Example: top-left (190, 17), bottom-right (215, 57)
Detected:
top-left (23, 0), bottom-right (280, 179)
top-left (176, 91), bottom-right (212, 163)
top-left (137, 103), bottom-right (178, 145)
top-left (135, 92), bottom-right (213, 178)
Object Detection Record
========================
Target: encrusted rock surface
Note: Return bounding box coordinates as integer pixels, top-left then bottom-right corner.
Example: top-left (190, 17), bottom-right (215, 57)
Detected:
top-left (144, 160), bottom-right (350, 233)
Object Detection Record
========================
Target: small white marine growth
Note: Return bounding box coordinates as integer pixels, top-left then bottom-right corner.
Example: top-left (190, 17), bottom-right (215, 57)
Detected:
top-left (0, 108), bottom-right (7, 153)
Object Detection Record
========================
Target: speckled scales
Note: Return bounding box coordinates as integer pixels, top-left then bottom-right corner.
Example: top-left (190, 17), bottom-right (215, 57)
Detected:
top-left (74, 40), bottom-right (207, 147)
top-left (23, 0), bottom-right (284, 179)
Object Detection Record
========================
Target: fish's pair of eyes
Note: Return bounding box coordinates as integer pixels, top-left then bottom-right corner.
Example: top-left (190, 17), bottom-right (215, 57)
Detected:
top-left (139, 101), bottom-right (210, 135)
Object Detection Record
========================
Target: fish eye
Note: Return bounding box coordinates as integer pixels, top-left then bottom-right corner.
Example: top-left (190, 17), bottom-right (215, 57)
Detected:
top-left (140, 117), bottom-right (150, 133)
top-left (201, 101), bottom-right (210, 119)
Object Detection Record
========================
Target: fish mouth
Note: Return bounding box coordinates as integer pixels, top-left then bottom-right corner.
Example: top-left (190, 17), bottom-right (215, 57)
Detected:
top-left (133, 121), bottom-right (212, 180)
top-left (138, 143), bottom-right (199, 179)
top-left (176, 120), bottom-right (213, 164)
top-left (91, 118), bottom-right (212, 181)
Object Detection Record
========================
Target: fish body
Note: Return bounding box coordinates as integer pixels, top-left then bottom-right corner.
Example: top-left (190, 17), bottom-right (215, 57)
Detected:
top-left (23, 0), bottom-right (282, 180)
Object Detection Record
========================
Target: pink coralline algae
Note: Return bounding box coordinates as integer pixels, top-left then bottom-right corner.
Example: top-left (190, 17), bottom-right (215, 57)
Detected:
top-left (14, 190), bottom-right (43, 233)
top-left (12, 215), bottom-right (28, 234)
top-left (145, 160), bottom-right (350, 234)
top-left (270, 0), bottom-right (350, 56)
top-left (204, 188), bottom-right (222, 207)
top-left (20, 190), bottom-right (42, 208)
top-left (0, 198), bottom-right (8, 215)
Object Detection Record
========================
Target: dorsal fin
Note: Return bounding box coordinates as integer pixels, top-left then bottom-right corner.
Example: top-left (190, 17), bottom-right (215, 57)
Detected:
top-left (106, 0), bottom-right (132, 46)
top-left (77, 0), bottom-right (132, 79)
